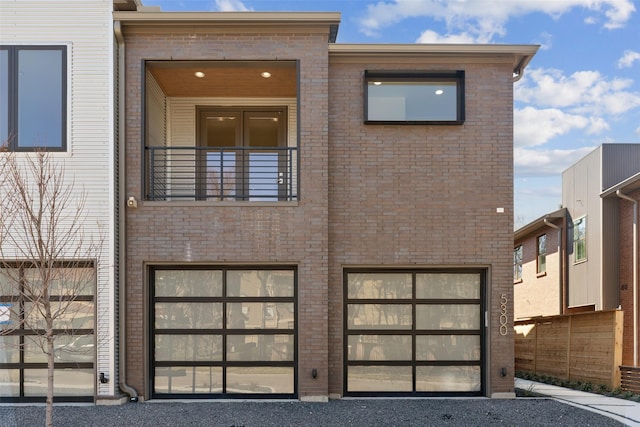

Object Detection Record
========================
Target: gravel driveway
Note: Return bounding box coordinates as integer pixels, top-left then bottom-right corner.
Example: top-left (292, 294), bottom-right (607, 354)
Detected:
top-left (0, 398), bottom-right (623, 426)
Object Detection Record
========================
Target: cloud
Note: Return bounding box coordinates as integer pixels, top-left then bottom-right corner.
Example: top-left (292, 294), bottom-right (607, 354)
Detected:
top-left (214, 0), bottom-right (252, 11)
top-left (416, 30), bottom-right (480, 44)
top-left (515, 68), bottom-right (640, 116)
top-left (514, 107), bottom-right (592, 148)
top-left (514, 146), bottom-right (596, 177)
top-left (359, 0), bottom-right (635, 39)
top-left (534, 32), bottom-right (553, 50)
top-left (618, 50), bottom-right (640, 68)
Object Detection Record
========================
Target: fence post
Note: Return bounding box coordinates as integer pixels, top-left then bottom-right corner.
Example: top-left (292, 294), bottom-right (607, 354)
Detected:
top-left (533, 319), bottom-right (538, 374)
top-left (566, 315), bottom-right (572, 382)
top-left (612, 310), bottom-right (623, 388)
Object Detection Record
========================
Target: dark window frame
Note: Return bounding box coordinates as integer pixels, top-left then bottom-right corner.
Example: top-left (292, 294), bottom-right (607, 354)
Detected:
top-left (149, 265), bottom-right (298, 400)
top-left (0, 261), bottom-right (95, 403)
top-left (573, 216), bottom-right (587, 263)
top-left (536, 234), bottom-right (547, 275)
top-left (194, 106), bottom-right (289, 201)
top-left (364, 70), bottom-right (465, 125)
top-left (0, 45), bottom-right (67, 152)
top-left (343, 268), bottom-right (485, 397)
top-left (514, 245), bottom-right (523, 283)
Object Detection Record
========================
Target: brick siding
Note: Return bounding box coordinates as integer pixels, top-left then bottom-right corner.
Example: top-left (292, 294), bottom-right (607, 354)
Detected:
top-left (619, 188), bottom-right (640, 366)
top-left (123, 27), bottom-right (519, 398)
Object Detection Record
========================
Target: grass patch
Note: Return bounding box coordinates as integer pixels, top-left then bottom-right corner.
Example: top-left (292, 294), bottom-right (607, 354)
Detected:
top-left (516, 371), bottom-right (640, 402)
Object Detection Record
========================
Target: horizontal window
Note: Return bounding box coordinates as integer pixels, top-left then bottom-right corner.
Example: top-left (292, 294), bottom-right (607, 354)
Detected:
top-left (0, 46), bottom-right (67, 151)
top-left (364, 70), bottom-right (464, 124)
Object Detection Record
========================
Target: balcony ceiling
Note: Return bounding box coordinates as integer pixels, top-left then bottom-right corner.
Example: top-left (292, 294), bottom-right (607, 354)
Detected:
top-left (147, 61), bottom-right (297, 98)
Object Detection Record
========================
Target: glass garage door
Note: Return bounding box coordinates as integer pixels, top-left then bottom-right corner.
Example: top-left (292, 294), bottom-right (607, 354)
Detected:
top-left (151, 266), bottom-right (296, 398)
top-left (344, 270), bottom-right (484, 396)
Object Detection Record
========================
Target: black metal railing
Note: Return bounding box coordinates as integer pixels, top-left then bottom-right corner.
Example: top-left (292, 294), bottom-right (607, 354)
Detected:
top-left (146, 146), bottom-right (297, 201)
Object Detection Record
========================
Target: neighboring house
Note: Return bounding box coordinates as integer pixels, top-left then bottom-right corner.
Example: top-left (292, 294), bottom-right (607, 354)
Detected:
top-left (601, 171), bottom-right (640, 369)
top-left (0, 0), bottom-right (116, 402)
top-left (513, 208), bottom-right (567, 319)
top-left (114, 6), bottom-right (537, 401)
top-left (514, 144), bottom-right (640, 370)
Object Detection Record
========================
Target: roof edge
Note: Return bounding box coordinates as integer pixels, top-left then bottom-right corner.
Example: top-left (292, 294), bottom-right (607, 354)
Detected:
top-left (514, 207), bottom-right (567, 241)
top-left (601, 171), bottom-right (640, 198)
top-left (329, 44), bottom-right (539, 74)
top-left (113, 11), bottom-right (341, 42)
top-left (113, 11), bottom-right (341, 23)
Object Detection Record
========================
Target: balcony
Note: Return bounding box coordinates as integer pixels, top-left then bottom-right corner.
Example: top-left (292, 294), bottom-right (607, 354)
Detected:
top-left (146, 146), bottom-right (297, 202)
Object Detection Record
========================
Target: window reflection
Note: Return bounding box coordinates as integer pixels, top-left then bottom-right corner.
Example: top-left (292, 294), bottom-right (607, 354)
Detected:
top-left (155, 302), bottom-right (222, 329)
top-left (226, 303), bottom-right (294, 330)
top-left (18, 49), bottom-right (63, 148)
top-left (347, 273), bottom-right (412, 299)
top-left (348, 366), bottom-right (412, 392)
top-left (348, 304), bottom-right (412, 329)
top-left (416, 366), bottom-right (480, 392)
top-left (227, 270), bottom-right (294, 297)
top-left (416, 304), bottom-right (480, 330)
top-left (416, 273), bottom-right (480, 299)
top-left (347, 335), bottom-right (412, 361)
top-left (155, 335), bottom-right (222, 361)
top-left (155, 270), bottom-right (222, 297)
top-left (151, 267), bottom-right (296, 396)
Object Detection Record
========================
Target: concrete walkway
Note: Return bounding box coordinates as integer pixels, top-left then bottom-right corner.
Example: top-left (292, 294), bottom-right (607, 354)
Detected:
top-left (515, 378), bottom-right (640, 426)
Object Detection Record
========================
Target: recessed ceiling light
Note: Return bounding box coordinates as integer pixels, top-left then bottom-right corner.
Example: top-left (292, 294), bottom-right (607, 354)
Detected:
top-left (194, 71), bottom-right (205, 78)
top-left (373, 81), bottom-right (382, 85)
top-left (261, 71), bottom-right (271, 78)
top-left (435, 89), bottom-right (444, 95)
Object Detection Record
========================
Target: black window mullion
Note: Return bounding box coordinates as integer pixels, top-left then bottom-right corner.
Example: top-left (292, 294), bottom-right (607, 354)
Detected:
top-left (344, 268), bottom-right (484, 397)
top-left (1, 264), bottom-right (95, 400)
top-left (412, 272), bottom-right (416, 392)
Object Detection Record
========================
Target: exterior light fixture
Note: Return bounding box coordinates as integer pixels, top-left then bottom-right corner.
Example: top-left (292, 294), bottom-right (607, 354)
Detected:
top-left (261, 71), bottom-right (271, 78)
top-left (373, 81), bottom-right (382, 85)
top-left (435, 89), bottom-right (444, 95)
top-left (194, 71), bottom-right (205, 78)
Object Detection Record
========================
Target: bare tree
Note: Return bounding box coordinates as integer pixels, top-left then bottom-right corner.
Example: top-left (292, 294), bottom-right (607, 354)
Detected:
top-left (0, 147), bottom-right (99, 427)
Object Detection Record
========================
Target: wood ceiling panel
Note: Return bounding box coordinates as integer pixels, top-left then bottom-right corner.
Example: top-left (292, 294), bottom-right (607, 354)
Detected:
top-left (147, 61), bottom-right (297, 98)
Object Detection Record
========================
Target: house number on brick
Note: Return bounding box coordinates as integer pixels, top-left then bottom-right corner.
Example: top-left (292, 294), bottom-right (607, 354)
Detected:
top-left (499, 293), bottom-right (508, 336)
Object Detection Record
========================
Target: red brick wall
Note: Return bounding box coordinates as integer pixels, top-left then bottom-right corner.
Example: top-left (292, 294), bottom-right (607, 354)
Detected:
top-left (619, 188), bottom-right (640, 366)
top-left (327, 57), bottom-right (516, 396)
top-left (122, 29), bottom-right (331, 399)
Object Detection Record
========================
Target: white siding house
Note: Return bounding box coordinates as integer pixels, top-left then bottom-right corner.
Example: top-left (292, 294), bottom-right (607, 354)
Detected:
top-left (0, 0), bottom-right (115, 401)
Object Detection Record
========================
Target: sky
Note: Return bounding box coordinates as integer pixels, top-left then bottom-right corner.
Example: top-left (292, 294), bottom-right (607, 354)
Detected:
top-left (144, 0), bottom-right (640, 228)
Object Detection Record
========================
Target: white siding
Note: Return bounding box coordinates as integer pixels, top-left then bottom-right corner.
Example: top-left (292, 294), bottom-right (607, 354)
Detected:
top-left (0, 0), bottom-right (115, 398)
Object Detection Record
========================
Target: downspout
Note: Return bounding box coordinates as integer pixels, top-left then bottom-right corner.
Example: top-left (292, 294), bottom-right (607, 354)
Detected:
top-left (512, 56), bottom-right (528, 82)
top-left (544, 218), bottom-right (563, 315)
top-left (114, 20), bottom-right (139, 402)
top-left (616, 190), bottom-right (638, 367)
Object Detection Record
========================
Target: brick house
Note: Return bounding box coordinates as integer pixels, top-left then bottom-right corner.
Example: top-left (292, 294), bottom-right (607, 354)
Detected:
top-left (514, 144), bottom-right (640, 380)
top-left (602, 172), bottom-right (640, 371)
top-left (513, 208), bottom-right (567, 319)
top-left (114, 5), bottom-right (537, 401)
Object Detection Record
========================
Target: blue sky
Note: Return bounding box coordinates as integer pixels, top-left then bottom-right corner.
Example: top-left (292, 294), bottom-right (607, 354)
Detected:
top-left (145, 0), bottom-right (640, 228)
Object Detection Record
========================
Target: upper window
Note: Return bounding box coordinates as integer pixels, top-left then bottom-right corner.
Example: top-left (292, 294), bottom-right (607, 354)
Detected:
top-left (0, 46), bottom-right (67, 151)
top-left (513, 245), bottom-right (523, 282)
top-left (364, 70), bottom-right (464, 124)
top-left (573, 217), bottom-right (587, 262)
top-left (536, 234), bottom-right (547, 275)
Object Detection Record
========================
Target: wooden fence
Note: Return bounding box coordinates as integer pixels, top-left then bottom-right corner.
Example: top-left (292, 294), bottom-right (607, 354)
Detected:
top-left (514, 310), bottom-right (623, 389)
top-left (620, 366), bottom-right (640, 393)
